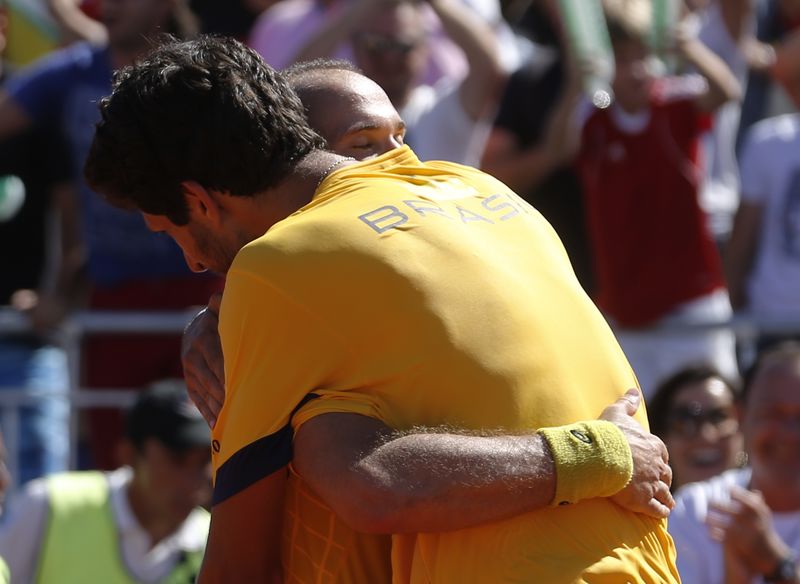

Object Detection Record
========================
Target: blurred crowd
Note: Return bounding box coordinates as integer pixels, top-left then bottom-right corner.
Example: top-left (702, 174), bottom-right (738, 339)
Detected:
top-left (0, 0), bottom-right (799, 582)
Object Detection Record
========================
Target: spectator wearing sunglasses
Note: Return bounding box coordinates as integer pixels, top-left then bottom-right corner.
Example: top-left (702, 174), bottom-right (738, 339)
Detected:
top-left (648, 364), bottom-right (745, 492)
top-left (668, 342), bottom-right (800, 584)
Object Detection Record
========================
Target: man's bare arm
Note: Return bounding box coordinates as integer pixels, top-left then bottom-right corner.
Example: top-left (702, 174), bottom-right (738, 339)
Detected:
top-left (182, 318), bottom-right (673, 528)
top-left (424, 0), bottom-right (507, 120)
top-left (480, 68), bottom-right (582, 192)
top-left (198, 470), bottom-right (286, 583)
top-left (47, 0), bottom-right (108, 45)
top-left (293, 390), bottom-right (673, 534)
top-left (676, 27), bottom-right (742, 112)
top-left (724, 201), bottom-right (763, 310)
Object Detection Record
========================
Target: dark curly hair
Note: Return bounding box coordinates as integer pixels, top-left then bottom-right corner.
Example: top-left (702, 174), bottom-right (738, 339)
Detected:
top-left (85, 35), bottom-right (325, 225)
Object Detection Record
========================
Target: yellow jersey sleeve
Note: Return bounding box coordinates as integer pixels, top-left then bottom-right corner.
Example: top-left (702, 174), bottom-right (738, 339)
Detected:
top-left (212, 263), bottom-right (351, 505)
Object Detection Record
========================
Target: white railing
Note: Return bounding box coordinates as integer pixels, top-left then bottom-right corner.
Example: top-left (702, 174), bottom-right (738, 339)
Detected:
top-left (0, 307), bottom-right (199, 492)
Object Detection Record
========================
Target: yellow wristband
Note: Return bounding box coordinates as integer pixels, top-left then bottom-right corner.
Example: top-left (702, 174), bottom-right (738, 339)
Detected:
top-left (538, 420), bottom-right (633, 507)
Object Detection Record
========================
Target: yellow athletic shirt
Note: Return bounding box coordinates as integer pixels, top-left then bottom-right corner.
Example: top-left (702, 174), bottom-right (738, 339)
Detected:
top-left (215, 146), bottom-right (679, 583)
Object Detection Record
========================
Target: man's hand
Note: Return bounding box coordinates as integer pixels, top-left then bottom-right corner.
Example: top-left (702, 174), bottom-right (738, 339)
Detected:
top-left (707, 487), bottom-right (794, 578)
top-left (12, 289), bottom-right (75, 335)
top-left (182, 293), bottom-right (225, 428)
top-left (603, 389), bottom-right (675, 518)
top-left (722, 541), bottom-right (759, 584)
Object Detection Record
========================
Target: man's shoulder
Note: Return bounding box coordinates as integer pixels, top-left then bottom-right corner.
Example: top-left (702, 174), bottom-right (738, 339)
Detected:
top-left (228, 153), bottom-right (513, 270)
top-left (5, 42), bottom-right (109, 97)
top-left (1, 471), bottom-right (112, 524)
top-left (25, 42), bottom-right (106, 76)
top-left (45, 470), bottom-right (112, 506)
top-left (745, 113), bottom-right (800, 148)
top-left (174, 507), bottom-right (211, 552)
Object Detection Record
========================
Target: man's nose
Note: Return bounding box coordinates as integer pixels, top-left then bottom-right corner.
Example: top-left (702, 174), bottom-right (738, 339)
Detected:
top-left (184, 252), bottom-right (208, 274)
top-left (385, 136), bottom-right (403, 152)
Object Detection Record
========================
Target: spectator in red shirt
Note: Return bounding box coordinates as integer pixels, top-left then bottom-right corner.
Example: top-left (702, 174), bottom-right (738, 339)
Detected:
top-left (576, 4), bottom-right (741, 396)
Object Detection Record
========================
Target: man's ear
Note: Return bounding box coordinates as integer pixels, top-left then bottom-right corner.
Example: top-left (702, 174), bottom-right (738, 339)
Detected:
top-left (181, 180), bottom-right (223, 225)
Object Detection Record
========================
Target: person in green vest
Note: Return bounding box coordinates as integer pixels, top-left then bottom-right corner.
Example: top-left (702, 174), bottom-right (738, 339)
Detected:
top-left (0, 381), bottom-right (212, 584)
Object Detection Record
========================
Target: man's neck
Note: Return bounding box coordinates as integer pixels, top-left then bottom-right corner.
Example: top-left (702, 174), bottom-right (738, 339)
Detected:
top-left (271, 149), bottom-right (354, 207)
top-left (126, 480), bottom-right (181, 547)
top-left (224, 149), bottom-right (354, 243)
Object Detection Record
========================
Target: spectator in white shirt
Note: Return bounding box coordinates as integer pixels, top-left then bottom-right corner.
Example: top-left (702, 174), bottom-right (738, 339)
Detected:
top-left (669, 342), bottom-right (800, 584)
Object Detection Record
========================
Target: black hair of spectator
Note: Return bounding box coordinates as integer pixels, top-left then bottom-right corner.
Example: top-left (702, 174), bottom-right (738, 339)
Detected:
top-left (742, 341), bottom-right (800, 404)
top-left (647, 364), bottom-right (741, 439)
top-left (124, 382), bottom-right (209, 453)
top-left (85, 35), bottom-right (325, 225)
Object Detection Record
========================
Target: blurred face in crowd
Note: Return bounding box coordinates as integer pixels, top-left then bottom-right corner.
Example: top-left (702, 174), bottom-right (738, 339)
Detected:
top-left (352, 1), bottom-right (428, 109)
top-left (296, 70), bottom-right (406, 159)
top-left (745, 357), bottom-right (800, 510)
top-left (102, 0), bottom-right (173, 50)
top-left (611, 38), bottom-right (655, 114)
top-left (131, 439), bottom-right (212, 525)
top-left (663, 376), bottom-right (742, 490)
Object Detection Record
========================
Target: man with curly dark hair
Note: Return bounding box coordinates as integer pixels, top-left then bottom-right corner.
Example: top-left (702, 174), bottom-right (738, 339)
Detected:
top-left (86, 35), bottom-right (679, 583)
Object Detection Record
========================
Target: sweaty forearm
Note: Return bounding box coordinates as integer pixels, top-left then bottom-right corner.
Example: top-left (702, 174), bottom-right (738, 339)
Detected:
top-left (350, 421), bottom-right (631, 533)
top-left (353, 431), bottom-right (555, 532)
top-left (295, 408), bottom-right (643, 534)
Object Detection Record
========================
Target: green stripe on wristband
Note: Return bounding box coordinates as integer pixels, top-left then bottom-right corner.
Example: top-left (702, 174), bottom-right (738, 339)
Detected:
top-left (538, 420), bottom-right (633, 506)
